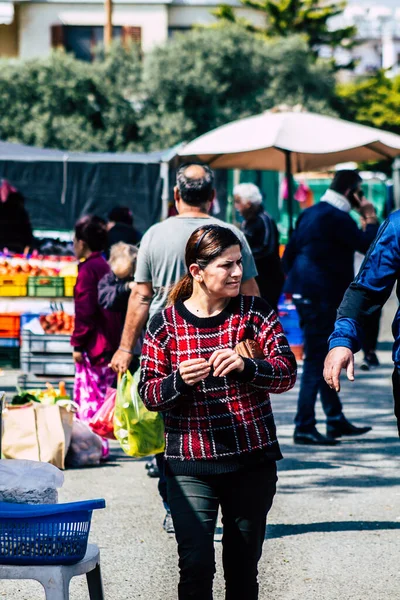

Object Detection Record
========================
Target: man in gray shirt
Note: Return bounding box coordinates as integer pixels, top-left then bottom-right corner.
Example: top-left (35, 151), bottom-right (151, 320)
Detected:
top-left (111, 163), bottom-right (259, 373)
top-left (110, 163), bottom-right (259, 533)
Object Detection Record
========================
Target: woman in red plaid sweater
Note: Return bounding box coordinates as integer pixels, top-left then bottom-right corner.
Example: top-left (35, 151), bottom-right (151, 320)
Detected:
top-left (139, 225), bottom-right (297, 600)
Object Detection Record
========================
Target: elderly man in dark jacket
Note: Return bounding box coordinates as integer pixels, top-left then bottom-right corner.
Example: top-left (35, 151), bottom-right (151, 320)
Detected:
top-left (282, 170), bottom-right (379, 446)
top-left (234, 183), bottom-right (284, 311)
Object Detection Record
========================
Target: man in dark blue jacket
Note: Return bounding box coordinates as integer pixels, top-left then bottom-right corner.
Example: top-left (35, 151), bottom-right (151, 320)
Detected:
top-left (283, 170), bottom-right (379, 445)
top-left (324, 209), bottom-right (400, 436)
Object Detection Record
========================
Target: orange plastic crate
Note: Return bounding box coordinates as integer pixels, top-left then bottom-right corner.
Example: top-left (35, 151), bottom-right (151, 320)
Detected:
top-left (0, 313), bottom-right (21, 338)
top-left (0, 274), bottom-right (28, 297)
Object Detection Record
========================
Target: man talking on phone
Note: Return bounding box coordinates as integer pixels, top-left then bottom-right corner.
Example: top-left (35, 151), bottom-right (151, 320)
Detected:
top-left (282, 170), bottom-right (379, 445)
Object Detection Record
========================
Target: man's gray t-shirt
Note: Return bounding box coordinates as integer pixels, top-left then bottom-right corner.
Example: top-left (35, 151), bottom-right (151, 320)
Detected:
top-left (135, 216), bottom-right (258, 319)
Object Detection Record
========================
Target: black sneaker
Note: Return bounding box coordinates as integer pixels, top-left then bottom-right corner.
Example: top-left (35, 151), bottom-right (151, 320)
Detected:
top-left (360, 359), bottom-right (370, 371)
top-left (147, 464), bottom-right (160, 478)
top-left (163, 510), bottom-right (175, 534)
top-left (366, 352), bottom-right (380, 367)
top-left (361, 352), bottom-right (380, 371)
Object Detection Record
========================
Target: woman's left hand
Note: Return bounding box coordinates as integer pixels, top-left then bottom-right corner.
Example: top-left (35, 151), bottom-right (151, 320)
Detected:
top-left (209, 349), bottom-right (244, 377)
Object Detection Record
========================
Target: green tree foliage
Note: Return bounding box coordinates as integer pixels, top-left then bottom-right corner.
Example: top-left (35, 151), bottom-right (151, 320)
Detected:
top-left (140, 27), bottom-right (337, 149)
top-left (336, 71), bottom-right (400, 135)
top-left (212, 0), bottom-right (357, 59)
top-left (0, 30), bottom-right (336, 152)
top-left (335, 71), bottom-right (400, 173)
top-left (0, 42), bottom-right (142, 151)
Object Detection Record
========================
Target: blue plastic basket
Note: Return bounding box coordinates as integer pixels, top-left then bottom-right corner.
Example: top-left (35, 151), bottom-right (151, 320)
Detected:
top-left (0, 499), bottom-right (105, 566)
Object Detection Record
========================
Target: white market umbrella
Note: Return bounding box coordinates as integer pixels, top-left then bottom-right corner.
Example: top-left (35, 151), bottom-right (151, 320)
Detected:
top-left (178, 110), bottom-right (400, 233)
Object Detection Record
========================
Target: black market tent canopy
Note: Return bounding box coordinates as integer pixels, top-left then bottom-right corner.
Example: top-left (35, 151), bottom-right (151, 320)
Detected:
top-left (0, 141), bottom-right (173, 233)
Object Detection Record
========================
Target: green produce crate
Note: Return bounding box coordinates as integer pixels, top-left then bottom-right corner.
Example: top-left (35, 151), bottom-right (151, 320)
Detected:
top-left (27, 276), bottom-right (64, 297)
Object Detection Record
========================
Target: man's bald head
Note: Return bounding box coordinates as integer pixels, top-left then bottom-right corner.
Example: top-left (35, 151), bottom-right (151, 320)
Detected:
top-left (176, 163), bottom-right (215, 207)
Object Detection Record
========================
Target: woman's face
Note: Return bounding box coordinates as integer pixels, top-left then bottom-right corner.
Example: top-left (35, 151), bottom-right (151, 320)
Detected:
top-left (198, 245), bottom-right (243, 298)
top-left (73, 236), bottom-right (86, 260)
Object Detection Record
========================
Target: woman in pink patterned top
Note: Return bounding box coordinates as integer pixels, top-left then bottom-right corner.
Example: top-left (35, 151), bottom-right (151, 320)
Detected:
top-left (139, 225), bottom-right (297, 600)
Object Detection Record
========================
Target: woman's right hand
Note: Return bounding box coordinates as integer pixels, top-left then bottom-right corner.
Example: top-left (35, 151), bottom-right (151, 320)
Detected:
top-left (73, 351), bottom-right (84, 364)
top-left (179, 358), bottom-right (211, 386)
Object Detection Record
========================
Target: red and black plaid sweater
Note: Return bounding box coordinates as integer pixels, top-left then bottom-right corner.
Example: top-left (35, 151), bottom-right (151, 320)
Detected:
top-left (139, 295), bottom-right (297, 474)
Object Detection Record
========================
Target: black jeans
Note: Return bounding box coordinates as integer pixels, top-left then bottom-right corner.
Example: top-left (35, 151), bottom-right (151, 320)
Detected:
top-left (294, 299), bottom-right (343, 431)
top-left (391, 369), bottom-right (400, 436)
top-left (155, 452), bottom-right (168, 509)
top-left (166, 462), bottom-right (277, 600)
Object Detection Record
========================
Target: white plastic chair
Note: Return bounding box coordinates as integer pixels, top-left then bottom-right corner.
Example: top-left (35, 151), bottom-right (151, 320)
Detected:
top-left (0, 543), bottom-right (104, 600)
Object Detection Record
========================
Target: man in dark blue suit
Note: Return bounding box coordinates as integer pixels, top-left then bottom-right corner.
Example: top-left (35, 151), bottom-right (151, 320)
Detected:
top-left (283, 170), bottom-right (379, 445)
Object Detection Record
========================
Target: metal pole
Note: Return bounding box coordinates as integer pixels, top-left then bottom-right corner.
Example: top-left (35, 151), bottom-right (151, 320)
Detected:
top-left (104, 0), bottom-right (113, 49)
top-left (285, 150), bottom-right (294, 237)
top-left (160, 162), bottom-right (170, 221)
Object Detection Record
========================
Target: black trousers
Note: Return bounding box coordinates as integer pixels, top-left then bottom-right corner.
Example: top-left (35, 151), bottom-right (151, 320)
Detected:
top-left (155, 452), bottom-right (168, 509)
top-left (391, 369), bottom-right (400, 436)
top-left (362, 309), bottom-right (382, 356)
top-left (166, 462), bottom-right (277, 600)
top-left (294, 299), bottom-right (343, 430)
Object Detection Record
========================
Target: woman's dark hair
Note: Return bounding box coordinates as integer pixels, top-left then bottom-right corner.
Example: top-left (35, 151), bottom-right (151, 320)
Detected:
top-left (168, 225), bottom-right (242, 305)
top-left (108, 206), bottom-right (133, 226)
top-left (75, 215), bottom-right (107, 252)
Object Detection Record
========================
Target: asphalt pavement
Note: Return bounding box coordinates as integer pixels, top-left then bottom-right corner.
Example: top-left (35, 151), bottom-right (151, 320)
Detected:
top-left (0, 299), bottom-right (399, 600)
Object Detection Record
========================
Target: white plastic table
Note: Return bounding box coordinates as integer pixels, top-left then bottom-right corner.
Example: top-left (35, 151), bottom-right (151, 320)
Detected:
top-left (0, 543), bottom-right (104, 600)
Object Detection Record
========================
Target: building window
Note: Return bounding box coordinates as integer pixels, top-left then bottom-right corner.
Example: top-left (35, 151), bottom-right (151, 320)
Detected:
top-left (168, 26), bottom-right (191, 39)
top-left (51, 25), bottom-right (142, 61)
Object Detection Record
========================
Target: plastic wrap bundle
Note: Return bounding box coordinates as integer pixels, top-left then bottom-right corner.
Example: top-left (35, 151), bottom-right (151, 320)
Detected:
top-left (0, 459), bottom-right (64, 504)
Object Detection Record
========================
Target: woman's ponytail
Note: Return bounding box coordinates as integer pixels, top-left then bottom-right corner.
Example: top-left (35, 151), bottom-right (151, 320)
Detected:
top-left (168, 274), bottom-right (193, 306)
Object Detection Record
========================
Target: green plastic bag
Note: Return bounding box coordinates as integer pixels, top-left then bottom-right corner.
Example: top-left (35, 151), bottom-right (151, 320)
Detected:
top-left (114, 369), bottom-right (165, 458)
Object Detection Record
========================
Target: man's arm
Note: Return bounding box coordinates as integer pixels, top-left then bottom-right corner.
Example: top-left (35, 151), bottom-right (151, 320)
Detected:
top-left (335, 204), bottom-right (379, 255)
top-left (111, 282), bottom-right (153, 373)
top-left (324, 217), bottom-right (400, 391)
top-left (240, 277), bottom-right (260, 297)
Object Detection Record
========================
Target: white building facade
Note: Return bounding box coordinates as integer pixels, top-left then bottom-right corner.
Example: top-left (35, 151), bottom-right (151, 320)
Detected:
top-left (331, 1), bottom-right (400, 76)
top-left (0, 0), bottom-right (399, 74)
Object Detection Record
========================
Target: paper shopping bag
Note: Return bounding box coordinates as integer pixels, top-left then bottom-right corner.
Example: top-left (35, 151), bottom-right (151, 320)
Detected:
top-left (2, 403), bottom-right (40, 461)
top-left (2, 402), bottom-right (74, 469)
top-left (35, 404), bottom-right (68, 469)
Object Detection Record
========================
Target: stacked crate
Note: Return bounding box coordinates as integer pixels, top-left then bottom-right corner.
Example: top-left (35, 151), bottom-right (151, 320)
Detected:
top-left (20, 330), bottom-right (75, 376)
top-left (0, 313), bottom-right (21, 368)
